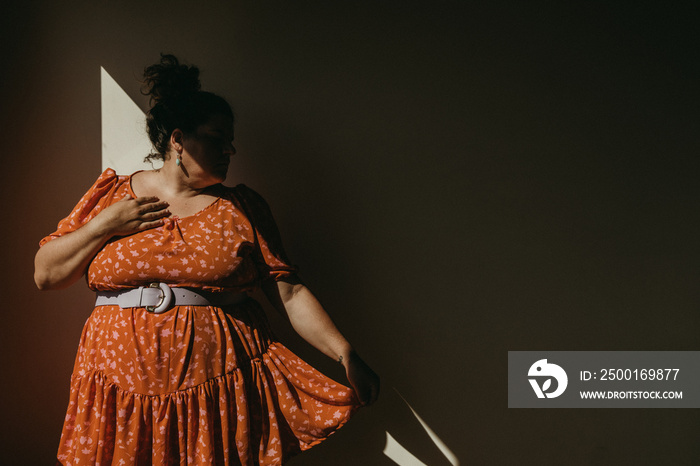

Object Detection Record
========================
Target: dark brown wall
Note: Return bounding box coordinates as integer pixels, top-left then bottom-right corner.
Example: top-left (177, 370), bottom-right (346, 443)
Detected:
top-left (2, 1), bottom-right (700, 464)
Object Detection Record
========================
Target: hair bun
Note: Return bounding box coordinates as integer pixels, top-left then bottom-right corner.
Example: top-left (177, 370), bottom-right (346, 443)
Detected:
top-left (142, 54), bottom-right (233, 163)
top-left (142, 54), bottom-right (201, 105)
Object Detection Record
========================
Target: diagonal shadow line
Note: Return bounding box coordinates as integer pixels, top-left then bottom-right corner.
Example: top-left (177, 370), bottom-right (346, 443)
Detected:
top-left (383, 387), bottom-right (460, 466)
top-left (384, 431), bottom-right (429, 466)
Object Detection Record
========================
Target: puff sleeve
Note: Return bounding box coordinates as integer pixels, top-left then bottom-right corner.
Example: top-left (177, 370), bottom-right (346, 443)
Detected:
top-left (234, 184), bottom-right (298, 281)
top-left (39, 169), bottom-right (123, 247)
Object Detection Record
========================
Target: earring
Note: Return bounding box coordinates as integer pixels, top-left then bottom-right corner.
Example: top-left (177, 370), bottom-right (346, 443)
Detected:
top-left (176, 152), bottom-right (182, 166)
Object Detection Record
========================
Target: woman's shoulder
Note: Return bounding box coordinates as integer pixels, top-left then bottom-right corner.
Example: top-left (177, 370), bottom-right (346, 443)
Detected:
top-left (217, 183), bottom-right (276, 220)
top-left (38, 168), bottom-right (130, 246)
top-left (74, 168), bottom-right (130, 201)
top-left (91, 167), bottom-right (131, 190)
top-left (219, 183), bottom-right (266, 204)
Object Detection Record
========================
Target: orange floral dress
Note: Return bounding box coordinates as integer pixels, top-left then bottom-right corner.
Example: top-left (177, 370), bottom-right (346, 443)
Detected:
top-left (41, 169), bottom-right (359, 465)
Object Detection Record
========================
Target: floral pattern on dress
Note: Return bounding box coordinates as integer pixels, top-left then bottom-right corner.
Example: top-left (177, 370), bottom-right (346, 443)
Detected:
top-left (42, 169), bottom-right (358, 465)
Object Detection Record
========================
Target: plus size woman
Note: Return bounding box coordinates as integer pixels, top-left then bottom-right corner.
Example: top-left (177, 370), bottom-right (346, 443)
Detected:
top-left (34, 54), bottom-right (379, 465)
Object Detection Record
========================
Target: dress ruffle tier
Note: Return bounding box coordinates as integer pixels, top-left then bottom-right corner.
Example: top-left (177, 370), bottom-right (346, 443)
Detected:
top-left (57, 302), bottom-right (357, 465)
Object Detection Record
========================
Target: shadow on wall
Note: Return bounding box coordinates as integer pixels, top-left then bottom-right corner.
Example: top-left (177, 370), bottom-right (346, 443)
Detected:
top-left (102, 67), bottom-right (459, 466)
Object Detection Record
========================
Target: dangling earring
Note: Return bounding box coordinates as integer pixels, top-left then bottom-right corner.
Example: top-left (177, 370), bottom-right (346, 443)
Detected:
top-left (176, 152), bottom-right (182, 166)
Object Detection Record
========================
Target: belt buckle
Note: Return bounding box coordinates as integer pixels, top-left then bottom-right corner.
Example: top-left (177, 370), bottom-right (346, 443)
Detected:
top-left (146, 282), bottom-right (173, 313)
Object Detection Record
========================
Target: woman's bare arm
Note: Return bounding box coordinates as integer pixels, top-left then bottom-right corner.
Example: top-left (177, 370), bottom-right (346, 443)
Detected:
top-left (34, 196), bottom-right (170, 290)
top-left (263, 276), bottom-right (380, 405)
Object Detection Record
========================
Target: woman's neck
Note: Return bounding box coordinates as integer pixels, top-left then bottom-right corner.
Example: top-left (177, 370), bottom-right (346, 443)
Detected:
top-left (152, 158), bottom-right (212, 199)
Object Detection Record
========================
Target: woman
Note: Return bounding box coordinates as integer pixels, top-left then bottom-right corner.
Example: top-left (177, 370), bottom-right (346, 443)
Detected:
top-left (35, 54), bottom-right (379, 465)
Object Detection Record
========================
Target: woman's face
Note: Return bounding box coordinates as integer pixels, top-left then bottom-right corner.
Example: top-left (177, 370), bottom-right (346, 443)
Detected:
top-left (181, 114), bottom-right (236, 185)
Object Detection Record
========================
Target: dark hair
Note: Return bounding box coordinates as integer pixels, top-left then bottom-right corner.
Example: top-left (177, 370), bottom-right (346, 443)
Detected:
top-left (141, 54), bottom-right (234, 163)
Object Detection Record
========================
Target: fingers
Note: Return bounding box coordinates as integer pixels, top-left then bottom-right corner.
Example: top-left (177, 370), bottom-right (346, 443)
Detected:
top-left (360, 391), bottom-right (370, 406)
top-left (358, 379), bottom-right (379, 406)
top-left (121, 197), bottom-right (170, 233)
top-left (136, 201), bottom-right (170, 230)
top-left (346, 353), bottom-right (380, 407)
top-left (134, 195), bottom-right (162, 205)
top-left (137, 199), bottom-right (170, 218)
top-left (138, 219), bottom-right (167, 231)
top-left (351, 373), bottom-right (379, 406)
top-left (138, 201), bottom-right (170, 215)
top-left (120, 196), bottom-right (168, 211)
top-left (141, 209), bottom-right (171, 221)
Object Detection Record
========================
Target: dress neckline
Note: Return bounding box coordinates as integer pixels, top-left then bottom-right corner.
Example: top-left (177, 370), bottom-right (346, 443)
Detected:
top-left (127, 170), bottom-right (223, 221)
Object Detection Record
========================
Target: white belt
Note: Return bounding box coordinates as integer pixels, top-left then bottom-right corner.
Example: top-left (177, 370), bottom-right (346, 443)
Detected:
top-left (95, 282), bottom-right (247, 314)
